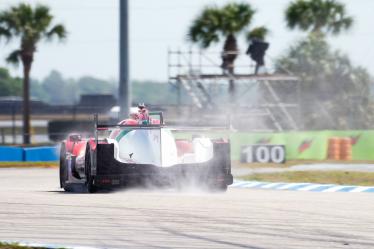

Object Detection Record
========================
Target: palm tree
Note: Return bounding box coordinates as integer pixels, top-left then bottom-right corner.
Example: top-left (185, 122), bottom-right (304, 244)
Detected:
top-left (188, 3), bottom-right (266, 94)
top-left (0, 3), bottom-right (66, 144)
top-left (285, 0), bottom-right (353, 35)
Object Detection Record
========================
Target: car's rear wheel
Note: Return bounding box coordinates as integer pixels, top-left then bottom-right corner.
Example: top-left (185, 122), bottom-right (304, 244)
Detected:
top-left (210, 184), bottom-right (228, 192)
top-left (208, 179), bottom-right (228, 192)
top-left (85, 146), bottom-right (97, 193)
top-left (60, 143), bottom-right (76, 192)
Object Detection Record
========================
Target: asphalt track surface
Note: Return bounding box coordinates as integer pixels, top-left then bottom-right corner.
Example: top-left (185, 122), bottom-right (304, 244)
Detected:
top-left (1, 168), bottom-right (374, 249)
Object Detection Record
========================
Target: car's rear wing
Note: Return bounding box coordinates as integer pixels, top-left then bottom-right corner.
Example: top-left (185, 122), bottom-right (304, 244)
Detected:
top-left (92, 112), bottom-right (229, 144)
top-left (93, 112), bottom-right (164, 143)
top-left (94, 112), bottom-right (228, 130)
top-left (95, 111), bottom-right (164, 128)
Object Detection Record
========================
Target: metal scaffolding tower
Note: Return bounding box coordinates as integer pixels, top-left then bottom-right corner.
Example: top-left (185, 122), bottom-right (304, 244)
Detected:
top-left (168, 49), bottom-right (301, 131)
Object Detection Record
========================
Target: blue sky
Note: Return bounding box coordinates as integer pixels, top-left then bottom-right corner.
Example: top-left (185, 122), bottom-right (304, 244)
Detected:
top-left (0, 0), bottom-right (373, 82)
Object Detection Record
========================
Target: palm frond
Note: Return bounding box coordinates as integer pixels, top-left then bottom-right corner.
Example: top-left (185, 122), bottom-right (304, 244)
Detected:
top-left (187, 3), bottom-right (256, 48)
top-left (14, 3), bottom-right (33, 28)
top-left (0, 10), bottom-right (20, 34)
top-left (0, 3), bottom-right (67, 46)
top-left (0, 26), bottom-right (11, 41)
top-left (286, 0), bottom-right (314, 31)
top-left (6, 49), bottom-right (21, 66)
top-left (187, 6), bottom-right (221, 48)
top-left (330, 17), bottom-right (353, 35)
top-left (285, 0), bottom-right (353, 35)
top-left (220, 3), bottom-right (255, 35)
top-left (33, 4), bottom-right (52, 32)
top-left (46, 24), bottom-right (67, 41)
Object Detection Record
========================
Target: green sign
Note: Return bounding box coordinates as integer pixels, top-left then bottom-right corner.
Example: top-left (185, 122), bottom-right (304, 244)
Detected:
top-left (231, 130), bottom-right (372, 161)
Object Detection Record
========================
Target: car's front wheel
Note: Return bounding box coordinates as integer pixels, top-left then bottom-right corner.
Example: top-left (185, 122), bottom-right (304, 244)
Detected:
top-left (59, 143), bottom-right (67, 189)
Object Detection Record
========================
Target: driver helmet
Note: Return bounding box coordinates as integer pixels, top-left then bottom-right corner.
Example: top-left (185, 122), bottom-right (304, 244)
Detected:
top-left (129, 107), bottom-right (139, 120)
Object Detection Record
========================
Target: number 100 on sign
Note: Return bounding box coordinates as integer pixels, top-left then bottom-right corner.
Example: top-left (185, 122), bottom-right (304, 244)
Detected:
top-left (240, 145), bottom-right (286, 163)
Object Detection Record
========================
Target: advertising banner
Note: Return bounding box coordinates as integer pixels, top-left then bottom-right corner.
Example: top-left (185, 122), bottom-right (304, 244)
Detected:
top-left (231, 130), bottom-right (374, 161)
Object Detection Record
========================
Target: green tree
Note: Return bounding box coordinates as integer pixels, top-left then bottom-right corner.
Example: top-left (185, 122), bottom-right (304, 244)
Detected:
top-left (279, 0), bottom-right (370, 130)
top-left (42, 70), bottom-right (75, 104)
top-left (76, 76), bottom-right (116, 96)
top-left (0, 67), bottom-right (22, 96)
top-left (30, 79), bottom-right (49, 103)
top-left (285, 0), bottom-right (353, 35)
top-left (0, 3), bottom-right (66, 144)
top-left (132, 81), bottom-right (178, 105)
top-left (276, 34), bottom-right (373, 129)
top-left (187, 3), bottom-right (267, 94)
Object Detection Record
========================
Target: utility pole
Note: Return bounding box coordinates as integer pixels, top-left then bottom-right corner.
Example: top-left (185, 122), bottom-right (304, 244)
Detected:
top-left (119, 0), bottom-right (130, 119)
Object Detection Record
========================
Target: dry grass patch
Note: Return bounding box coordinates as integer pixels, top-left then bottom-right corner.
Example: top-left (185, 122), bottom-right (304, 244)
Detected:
top-left (0, 162), bottom-right (58, 168)
top-left (0, 242), bottom-right (64, 249)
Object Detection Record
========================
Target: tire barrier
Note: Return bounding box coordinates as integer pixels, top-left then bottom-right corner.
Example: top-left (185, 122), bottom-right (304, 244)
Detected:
top-left (0, 146), bottom-right (58, 162)
top-left (327, 137), bottom-right (352, 160)
top-left (340, 137), bottom-right (352, 161)
top-left (327, 137), bottom-right (340, 160)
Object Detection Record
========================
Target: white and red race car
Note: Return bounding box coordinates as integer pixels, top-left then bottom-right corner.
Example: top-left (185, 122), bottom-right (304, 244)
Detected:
top-left (59, 111), bottom-right (233, 193)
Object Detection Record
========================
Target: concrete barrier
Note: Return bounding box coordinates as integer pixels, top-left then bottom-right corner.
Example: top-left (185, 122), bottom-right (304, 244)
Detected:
top-left (0, 146), bottom-right (59, 162)
top-left (0, 146), bottom-right (24, 161)
top-left (23, 146), bottom-right (59, 162)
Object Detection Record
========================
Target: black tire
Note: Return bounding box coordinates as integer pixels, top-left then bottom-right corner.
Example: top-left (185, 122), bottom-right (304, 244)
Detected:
top-left (60, 143), bottom-right (76, 192)
top-left (217, 184), bottom-right (228, 192)
top-left (85, 145), bottom-right (97, 193)
top-left (59, 143), bottom-right (67, 189)
top-left (209, 182), bottom-right (228, 192)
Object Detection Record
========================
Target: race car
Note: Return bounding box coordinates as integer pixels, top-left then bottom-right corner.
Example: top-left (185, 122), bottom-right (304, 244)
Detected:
top-left (59, 111), bottom-right (233, 193)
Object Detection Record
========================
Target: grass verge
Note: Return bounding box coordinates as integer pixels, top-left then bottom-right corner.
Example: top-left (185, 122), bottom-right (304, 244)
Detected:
top-left (0, 162), bottom-right (58, 168)
top-left (240, 170), bottom-right (374, 186)
top-left (0, 241), bottom-right (64, 249)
